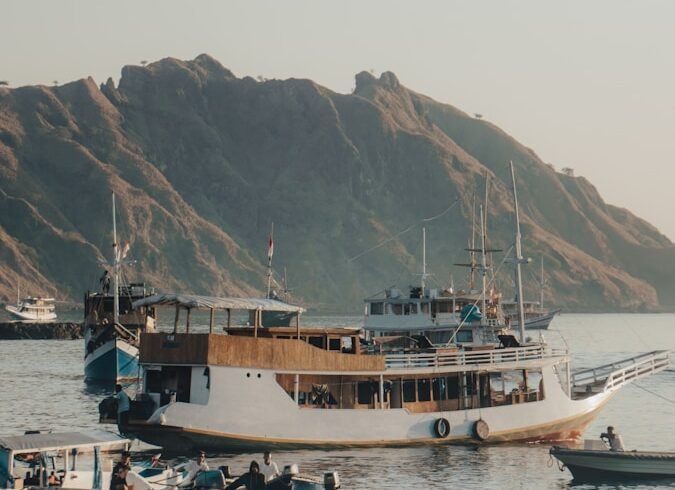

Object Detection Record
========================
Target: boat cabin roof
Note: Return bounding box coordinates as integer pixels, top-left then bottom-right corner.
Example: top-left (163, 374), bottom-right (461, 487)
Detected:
top-left (225, 326), bottom-right (360, 337)
top-left (0, 431), bottom-right (130, 454)
top-left (132, 293), bottom-right (305, 313)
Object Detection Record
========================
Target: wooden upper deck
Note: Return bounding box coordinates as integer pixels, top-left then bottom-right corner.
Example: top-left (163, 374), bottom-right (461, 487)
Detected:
top-left (140, 333), bottom-right (385, 371)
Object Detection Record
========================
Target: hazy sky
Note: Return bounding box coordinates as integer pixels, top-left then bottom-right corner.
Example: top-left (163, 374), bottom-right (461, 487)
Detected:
top-left (3, 1), bottom-right (675, 239)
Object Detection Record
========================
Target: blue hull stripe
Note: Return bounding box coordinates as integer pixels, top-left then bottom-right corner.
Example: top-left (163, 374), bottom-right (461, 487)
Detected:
top-left (84, 340), bottom-right (140, 382)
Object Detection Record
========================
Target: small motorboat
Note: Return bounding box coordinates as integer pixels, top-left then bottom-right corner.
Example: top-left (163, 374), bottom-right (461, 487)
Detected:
top-left (551, 439), bottom-right (675, 481)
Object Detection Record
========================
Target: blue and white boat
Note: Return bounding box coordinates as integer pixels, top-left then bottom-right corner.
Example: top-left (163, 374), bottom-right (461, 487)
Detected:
top-left (84, 284), bottom-right (156, 382)
top-left (83, 193), bottom-right (156, 383)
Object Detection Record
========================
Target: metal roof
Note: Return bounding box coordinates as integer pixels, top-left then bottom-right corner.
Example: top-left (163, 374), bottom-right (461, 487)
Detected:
top-left (0, 431), bottom-right (130, 453)
top-left (132, 293), bottom-right (305, 313)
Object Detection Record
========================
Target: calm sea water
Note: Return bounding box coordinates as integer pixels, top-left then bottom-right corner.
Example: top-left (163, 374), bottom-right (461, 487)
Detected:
top-left (1, 313), bottom-right (674, 489)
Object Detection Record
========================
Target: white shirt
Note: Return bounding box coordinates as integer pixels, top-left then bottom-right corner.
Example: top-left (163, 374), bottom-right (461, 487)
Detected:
top-left (186, 459), bottom-right (209, 481)
top-left (260, 460), bottom-right (280, 482)
top-left (609, 434), bottom-right (625, 451)
top-left (116, 390), bottom-right (130, 413)
top-left (126, 470), bottom-right (152, 490)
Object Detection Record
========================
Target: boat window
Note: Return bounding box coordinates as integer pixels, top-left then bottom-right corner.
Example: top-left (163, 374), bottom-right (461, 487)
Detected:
top-left (503, 370), bottom-right (525, 393)
top-left (435, 301), bottom-right (453, 314)
top-left (390, 304), bottom-right (403, 315)
top-left (328, 338), bottom-right (341, 351)
top-left (432, 377), bottom-right (447, 401)
top-left (417, 379), bottom-right (431, 402)
top-left (465, 372), bottom-right (477, 395)
top-left (276, 335), bottom-right (291, 340)
top-left (404, 303), bottom-right (418, 315)
top-left (158, 366), bottom-right (192, 404)
top-left (456, 330), bottom-right (473, 343)
top-left (421, 302), bottom-right (430, 314)
top-left (526, 369), bottom-right (544, 399)
top-left (341, 336), bottom-right (354, 353)
top-left (447, 375), bottom-right (460, 399)
top-left (402, 379), bottom-right (416, 403)
top-left (308, 336), bottom-right (324, 349)
top-left (370, 302), bottom-right (384, 315)
top-left (146, 370), bottom-right (161, 393)
top-left (357, 382), bottom-right (374, 405)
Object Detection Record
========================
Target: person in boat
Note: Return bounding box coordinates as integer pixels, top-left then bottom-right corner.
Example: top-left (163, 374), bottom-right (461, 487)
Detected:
top-left (112, 451), bottom-right (132, 477)
top-left (109, 464), bottom-right (130, 490)
top-left (600, 425), bottom-right (625, 451)
top-left (185, 451), bottom-right (209, 483)
top-left (47, 471), bottom-right (59, 486)
top-left (100, 270), bottom-right (111, 294)
top-left (225, 460), bottom-right (266, 490)
top-left (115, 384), bottom-right (130, 429)
top-left (260, 451), bottom-right (280, 482)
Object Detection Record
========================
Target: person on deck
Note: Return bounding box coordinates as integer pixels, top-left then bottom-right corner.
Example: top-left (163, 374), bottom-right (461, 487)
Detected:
top-left (100, 270), bottom-right (111, 294)
top-left (260, 451), bottom-right (280, 482)
top-left (600, 425), bottom-right (625, 451)
top-left (225, 460), bottom-right (266, 490)
top-left (115, 384), bottom-right (130, 429)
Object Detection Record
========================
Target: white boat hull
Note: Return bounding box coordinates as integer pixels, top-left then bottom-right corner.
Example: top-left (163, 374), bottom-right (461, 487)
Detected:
top-left (128, 364), bottom-right (611, 451)
top-left (515, 310), bottom-right (561, 330)
top-left (5, 305), bottom-right (57, 321)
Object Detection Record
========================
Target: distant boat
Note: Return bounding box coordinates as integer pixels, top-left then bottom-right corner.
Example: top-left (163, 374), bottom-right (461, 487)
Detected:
top-left (501, 257), bottom-right (560, 330)
top-left (5, 287), bottom-right (57, 321)
top-left (83, 193), bottom-right (156, 383)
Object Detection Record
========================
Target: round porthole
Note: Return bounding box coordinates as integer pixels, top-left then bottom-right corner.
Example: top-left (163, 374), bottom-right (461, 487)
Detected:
top-left (257, 373), bottom-right (262, 378)
top-left (246, 373), bottom-right (251, 378)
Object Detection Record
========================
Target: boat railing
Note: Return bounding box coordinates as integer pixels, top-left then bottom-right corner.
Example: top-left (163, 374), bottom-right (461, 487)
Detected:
top-left (571, 350), bottom-right (670, 391)
top-left (384, 344), bottom-right (568, 370)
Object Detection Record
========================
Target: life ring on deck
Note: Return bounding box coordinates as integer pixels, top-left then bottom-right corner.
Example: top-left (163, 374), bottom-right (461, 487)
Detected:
top-left (472, 419), bottom-right (490, 441)
top-left (434, 418), bottom-right (451, 438)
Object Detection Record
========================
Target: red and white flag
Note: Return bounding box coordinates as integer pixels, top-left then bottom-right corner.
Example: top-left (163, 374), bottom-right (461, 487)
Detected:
top-left (267, 236), bottom-right (274, 260)
top-left (120, 241), bottom-right (131, 260)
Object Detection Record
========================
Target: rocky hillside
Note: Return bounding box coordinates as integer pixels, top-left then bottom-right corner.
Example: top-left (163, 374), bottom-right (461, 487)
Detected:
top-left (1, 54), bottom-right (673, 312)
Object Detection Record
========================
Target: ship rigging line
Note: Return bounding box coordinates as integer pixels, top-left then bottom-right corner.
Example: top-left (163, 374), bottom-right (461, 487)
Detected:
top-left (347, 198), bottom-right (460, 263)
top-left (632, 383), bottom-right (675, 404)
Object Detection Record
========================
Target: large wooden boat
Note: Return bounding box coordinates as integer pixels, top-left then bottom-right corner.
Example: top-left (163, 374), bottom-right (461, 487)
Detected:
top-left (111, 293), bottom-right (670, 452)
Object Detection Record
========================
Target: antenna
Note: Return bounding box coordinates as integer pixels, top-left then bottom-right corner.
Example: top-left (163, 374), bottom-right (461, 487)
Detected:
top-left (266, 222), bottom-right (274, 299)
top-left (480, 204), bottom-right (488, 320)
top-left (421, 226), bottom-right (427, 294)
top-left (112, 192), bottom-right (119, 325)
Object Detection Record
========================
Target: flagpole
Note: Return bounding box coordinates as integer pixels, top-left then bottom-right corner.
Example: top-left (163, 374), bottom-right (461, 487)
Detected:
top-left (266, 223), bottom-right (274, 299)
top-left (112, 192), bottom-right (119, 325)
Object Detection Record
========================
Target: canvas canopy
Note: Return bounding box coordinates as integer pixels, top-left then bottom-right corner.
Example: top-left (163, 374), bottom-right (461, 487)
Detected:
top-left (0, 431), bottom-right (130, 454)
top-left (132, 294), bottom-right (305, 313)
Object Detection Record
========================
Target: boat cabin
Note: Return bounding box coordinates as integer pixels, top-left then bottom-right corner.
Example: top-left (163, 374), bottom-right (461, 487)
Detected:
top-left (364, 287), bottom-right (505, 341)
top-left (84, 283), bottom-right (157, 329)
top-left (0, 431), bottom-right (130, 489)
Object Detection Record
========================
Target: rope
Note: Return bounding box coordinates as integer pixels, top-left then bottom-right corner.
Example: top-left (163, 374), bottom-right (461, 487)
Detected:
top-left (347, 198), bottom-right (460, 263)
top-left (445, 244), bottom-right (514, 345)
top-left (633, 382), bottom-right (675, 404)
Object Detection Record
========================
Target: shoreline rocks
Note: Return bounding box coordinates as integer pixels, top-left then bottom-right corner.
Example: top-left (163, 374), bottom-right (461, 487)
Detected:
top-left (0, 322), bottom-right (84, 340)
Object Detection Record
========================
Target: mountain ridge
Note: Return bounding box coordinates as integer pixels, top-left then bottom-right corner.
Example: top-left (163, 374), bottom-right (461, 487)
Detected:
top-left (0, 54), bottom-right (673, 313)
